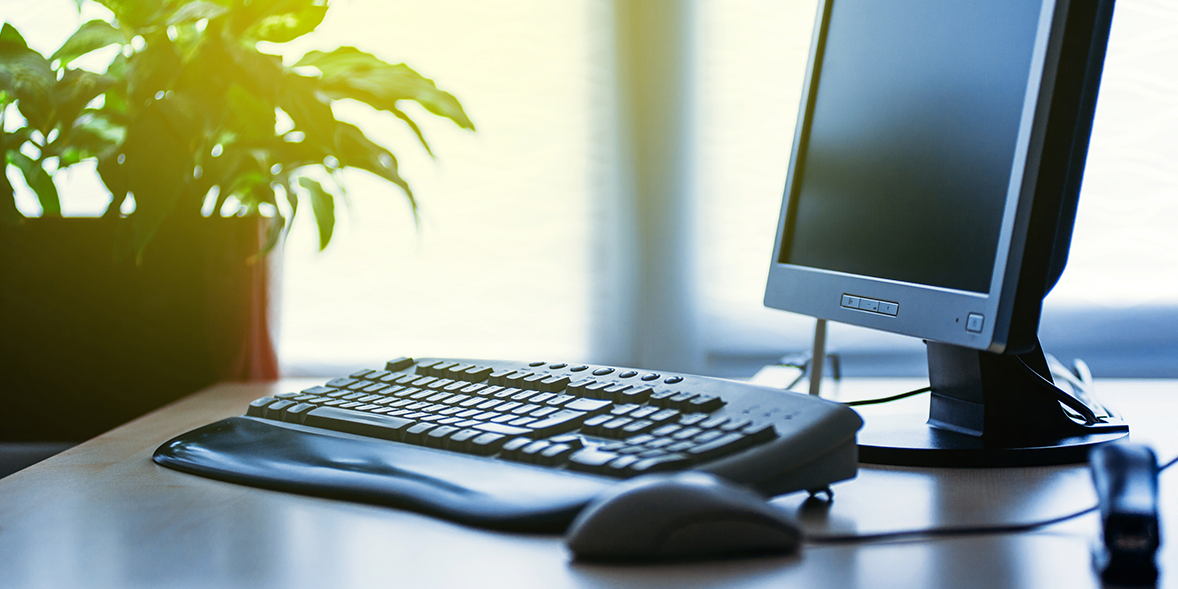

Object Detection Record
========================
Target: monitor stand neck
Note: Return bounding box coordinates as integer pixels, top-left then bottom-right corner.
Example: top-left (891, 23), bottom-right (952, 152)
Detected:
top-left (856, 338), bottom-right (1127, 467)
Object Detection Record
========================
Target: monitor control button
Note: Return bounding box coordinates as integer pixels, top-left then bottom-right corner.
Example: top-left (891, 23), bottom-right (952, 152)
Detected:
top-left (878, 301), bottom-right (898, 316)
top-left (966, 313), bottom-right (984, 333)
top-left (858, 298), bottom-right (879, 312)
top-left (841, 294), bottom-right (860, 308)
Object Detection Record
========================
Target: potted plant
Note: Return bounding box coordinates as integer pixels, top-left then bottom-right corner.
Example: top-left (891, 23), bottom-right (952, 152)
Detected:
top-left (0, 0), bottom-right (473, 440)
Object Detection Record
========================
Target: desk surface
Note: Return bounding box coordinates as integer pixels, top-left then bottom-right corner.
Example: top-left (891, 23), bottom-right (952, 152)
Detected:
top-left (2, 378), bottom-right (1176, 589)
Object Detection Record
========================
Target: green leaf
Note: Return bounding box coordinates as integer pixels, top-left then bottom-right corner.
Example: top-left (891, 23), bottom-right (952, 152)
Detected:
top-left (389, 106), bottom-right (433, 157)
top-left (126, 35), bottom-right (180, 106)
top-left (297, 176), bottom-right (334, 250)
top-left (94, 0), bottom-right (165, 30)
top-left (226, 83), bottom-right (275, 140)
top-left (7, 151), bottom-right (61, 216)
top-left (278, 73), bottom-right (337, 148)
top-left (0, 25), bottom-right (55, 132)
top-left (249, 3), bottom-right (328, 43)
top-left (60, 114), bottom-right (126, 162)
top-left (296, 47), bottom-right (474, 131)
top-left (166, 1), bottom-right (229, 26)
top-left (335, 121), bottom-right (414, 211)
top-left (1, 163), bottom-right (20, 223)
top-left (53, 69), bottom-right (116, 129)
top-left (250, 214), bottom-right (284, 261)
top-left (97, 151), bottom-right (129, 215)
top-left (122, 100), bottom-right (191, 258)
top-left (50, 20), bottom-right (126, 67)
top-left (1, 23), bottom-right (29, 48)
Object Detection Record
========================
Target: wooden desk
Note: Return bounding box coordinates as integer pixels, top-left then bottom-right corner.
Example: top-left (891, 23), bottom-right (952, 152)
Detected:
top-left (2, 379), bottom-right (1175, 589)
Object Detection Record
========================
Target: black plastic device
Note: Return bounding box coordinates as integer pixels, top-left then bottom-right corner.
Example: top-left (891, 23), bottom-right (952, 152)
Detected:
top-left (1090, 444), bottom-right (1161, 586)
top-left (764, 0), bottom-right (1127, 466)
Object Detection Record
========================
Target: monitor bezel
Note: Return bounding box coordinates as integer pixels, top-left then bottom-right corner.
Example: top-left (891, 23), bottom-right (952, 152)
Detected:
top-left (764, 0), bottom-right (1074, 354)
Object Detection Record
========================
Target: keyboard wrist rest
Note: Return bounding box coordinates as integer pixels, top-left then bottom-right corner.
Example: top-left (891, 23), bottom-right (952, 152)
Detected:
top-left (153, 416), bottom-right (614, 533)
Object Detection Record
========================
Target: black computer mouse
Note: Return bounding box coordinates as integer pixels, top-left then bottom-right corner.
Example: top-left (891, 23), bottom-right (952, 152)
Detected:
top-left (564, 472), bottom-right (802, 561)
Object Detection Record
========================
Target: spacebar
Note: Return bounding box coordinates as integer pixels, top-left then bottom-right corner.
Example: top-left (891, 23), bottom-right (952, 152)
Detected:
top-left (302, 407), bottom-right (414, 441)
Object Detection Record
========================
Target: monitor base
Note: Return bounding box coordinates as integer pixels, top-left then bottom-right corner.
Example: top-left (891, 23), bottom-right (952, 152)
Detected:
top-left (856, 338), bottom-right (1129, 467)
top-left (857, 413), bottom-right (1128, 467)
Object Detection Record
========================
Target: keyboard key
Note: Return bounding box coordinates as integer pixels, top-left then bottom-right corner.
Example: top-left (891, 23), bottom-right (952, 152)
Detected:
top-left (648, 389), bottom-right (676, 405)
top-left (463, 366), bottom-right (493, 381)
top-left (679, 413), bottom-right (708, 426)
top-left (413, 359), bottom-right (442, 374)
top-left (426, 426), bottom-right (461, 448)
top-left (447, 428), bottom-right (483, 451)
top-left (474, 422), bottom-right (532, 437)
top-left (700, 416), bottom-right (728, 429)
top-left (629, 453), bottom-right (691, 474)
top-left (385, 357), bottom-right (415, 372)
top-left (511, 403), bottom-right (540, 415)
top-left (246, 397), bottom-right (276, 417)
top-left (283, 403), bottom-right (316, 423)
top-left (327, 378), bottom-right (358, 388)
top-left (522, 373), bottom-right (548, 390)
top-left (264, 400), bottom-right (295, 420)
top-left (621, 419), bottom-right (655, 435)
top-left (606, 455), bottom-right (641, 476)
top-left (519, 440), bottom-right (552, 462)
top-left (526, 410), bottom-right (589, 437)
top-left (500, 437), bottom-right (534, 459)
top-left (463, 432), bottom-right (505, 455)
top-left (668, 392), bottom-right (698, 408)
top-left (545, 394), bottom-right (576, 407)
top-left (673, 427), bottom-right (703, 440)
top-left (301, 386), bottom-right (336, 396)
top-left (531, 406), bottom-right (558, 418)
top-left (580, 414), bottom-right (614, 434)
top-left (428, 362), bottom-right (457, 377)
top-left (494, 388), bottom-right (522, 399)
top-left (402, 423), bottom-right (439, 444)
top-left (617, 386), bottom-right (653, 404)
top-left (511, 390), bottom-right (539, 402)
top-left (540, 375), bottom-right (570, 392)
top-left (460, 384), bottom-right (489, 396)
top-left (693, 430), bottom-right (725, 444)
top-left (565, 398), bottom-right (611, 415)
top-left (650, 409), bottom-right (680, 423)
top-left (742, 423), bottom-right (778, 443)
top-left (566, 379), bottom-right (596, 395)
top-left (567, 449), bottom-right (620, 474)
top-left (446, 364), bottom-right (475, 379)
top-left (611, 404), bottom-right (639, 416)
top-left (303, 407), bottom-right (415, 442)
top-left (687, 394), bottom-right (724, 412)
top-left (537, 443), bottom-right (574, 466)
top-left (529, 392), bottom-right (555, 404)
top-left (720, 418), bottom-right (752, 432)
top-left (583, 382), bottom-right (613, 399)
top-left (630, 406), bottom-right (658, 419)
top-left (646, 438), bottom-right (674, 449)
top-left (652, 424), bottom-right (681, 437)
top-left (686, 433), bottom-right (751, 462)
top-left (487, 370), bottom-right (514, 385)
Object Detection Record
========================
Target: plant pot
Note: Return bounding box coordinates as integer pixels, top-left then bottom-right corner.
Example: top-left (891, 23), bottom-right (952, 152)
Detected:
top-left (0, 216), bottom-right (280, 441)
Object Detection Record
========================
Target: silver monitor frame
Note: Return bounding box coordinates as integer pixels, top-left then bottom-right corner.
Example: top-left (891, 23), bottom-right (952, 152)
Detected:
top-left (764, 0), bottom-right (1073, 354)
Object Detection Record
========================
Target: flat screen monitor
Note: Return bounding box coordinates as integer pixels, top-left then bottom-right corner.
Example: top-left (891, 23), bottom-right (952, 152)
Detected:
top-left (764, 0), bottom-right (1127, 466)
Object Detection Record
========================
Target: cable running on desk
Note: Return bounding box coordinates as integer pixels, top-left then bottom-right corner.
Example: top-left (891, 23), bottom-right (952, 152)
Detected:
top-left (805, 454), bottom-right (1178, 546)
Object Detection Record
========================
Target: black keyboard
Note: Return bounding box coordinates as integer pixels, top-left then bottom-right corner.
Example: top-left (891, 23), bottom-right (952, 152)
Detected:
top-left (154, 357), bottom-right (863, 532)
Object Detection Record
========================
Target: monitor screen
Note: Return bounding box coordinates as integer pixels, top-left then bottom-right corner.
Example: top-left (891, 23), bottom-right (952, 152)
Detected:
top-left (779, 0), bottom-right (1043, 294)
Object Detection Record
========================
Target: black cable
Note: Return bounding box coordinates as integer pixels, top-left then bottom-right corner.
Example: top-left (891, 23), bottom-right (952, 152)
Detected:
top-left (804, 453), bottom-right (1178, 546)
top-left (841, 386), bottom-right (931, 407)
